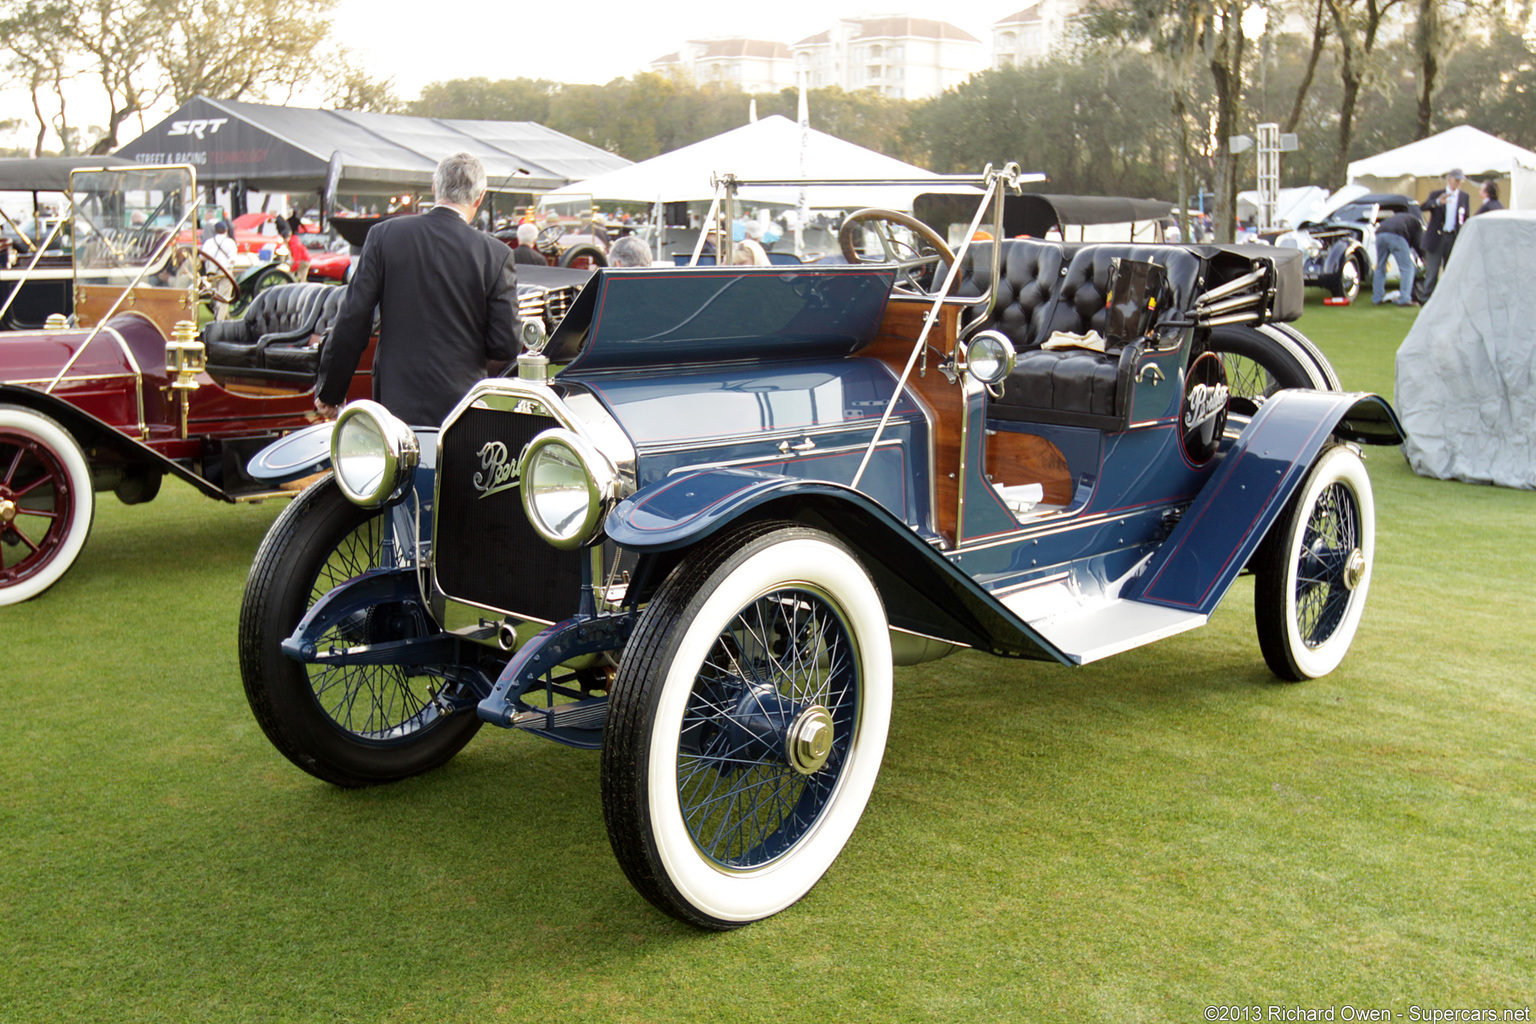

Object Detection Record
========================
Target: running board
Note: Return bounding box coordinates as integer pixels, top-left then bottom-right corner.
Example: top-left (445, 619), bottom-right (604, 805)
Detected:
top-left (998, 581), bottom-right (1208, 666)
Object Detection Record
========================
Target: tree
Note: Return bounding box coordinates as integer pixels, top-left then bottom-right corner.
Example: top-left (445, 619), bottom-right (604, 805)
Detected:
top-left (160, 0), bottom-right (336, 105)
top-left (1081, 0), bottom-right (1252, 241)
top-left (320, 51), bottom-right (402, 114)
top-left (1323, 0), bottom-right (1405, 185)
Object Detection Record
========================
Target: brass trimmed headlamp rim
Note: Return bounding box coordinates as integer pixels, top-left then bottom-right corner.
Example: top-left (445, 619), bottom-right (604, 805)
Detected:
top-left (517, 427), bottom-right (619, 549)
top-left (965, 329), bottom-right (1017, 386)
top-left (330, 399), bottom-right (420, 508)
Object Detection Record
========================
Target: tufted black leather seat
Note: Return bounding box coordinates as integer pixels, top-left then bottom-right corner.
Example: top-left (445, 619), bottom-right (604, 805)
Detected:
top-left (968, 240), bottom-right (1205, 428)
top-left (263, 285), bottom-right (349, 375)
top-left (954, 240), bottom-right (1067, 348)
top-left (203, 283), bottom-right (330, 369)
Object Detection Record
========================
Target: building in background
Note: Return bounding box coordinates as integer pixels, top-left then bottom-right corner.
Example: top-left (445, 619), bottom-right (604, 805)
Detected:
top-left (649, 39), bottom-right (796, 93)
top-left (789, 17), bottom-right (983, 100)
top-left (991, 1), bottom-right (1083, 68)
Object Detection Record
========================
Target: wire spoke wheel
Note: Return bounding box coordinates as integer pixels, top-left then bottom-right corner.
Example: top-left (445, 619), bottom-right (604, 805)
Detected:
top-left (1255, 445), bottom-right (1375, 681)
top-left (239, 477), bottom-right (480, 786)
top-left (602, 523), bottom-right (891, 929)
top-left (678, 586), bottom-right (859, 869)
top-left (0, 406), bottom-right (94, 605)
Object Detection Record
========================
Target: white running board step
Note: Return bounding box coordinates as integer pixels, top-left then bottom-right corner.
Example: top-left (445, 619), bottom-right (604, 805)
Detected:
top-left (999, 583), bottom-right (1208, 665)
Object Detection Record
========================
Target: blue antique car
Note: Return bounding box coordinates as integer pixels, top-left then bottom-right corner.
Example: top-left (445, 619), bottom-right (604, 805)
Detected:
top-left (238, 167), bottom-right (1403, 929)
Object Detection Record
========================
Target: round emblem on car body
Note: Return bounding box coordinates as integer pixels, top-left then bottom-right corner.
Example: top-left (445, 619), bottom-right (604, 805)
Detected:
top-left (1181, 352), bottom-right (1229, 465)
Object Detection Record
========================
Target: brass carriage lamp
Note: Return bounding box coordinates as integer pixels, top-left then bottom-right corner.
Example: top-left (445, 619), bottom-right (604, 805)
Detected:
top-left (165, 319), bottom-right (206, 435)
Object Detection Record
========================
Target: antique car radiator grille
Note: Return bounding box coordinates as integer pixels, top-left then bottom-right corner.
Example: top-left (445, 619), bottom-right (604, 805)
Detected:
top-left (435, 405), bottom-right (584, 623)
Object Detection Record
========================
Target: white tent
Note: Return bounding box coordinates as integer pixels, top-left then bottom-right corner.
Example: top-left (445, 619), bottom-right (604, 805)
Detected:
top-left (1347, 125), bottom-right (1536, 210)
top-left (545, 115), bottom-right (950, 210)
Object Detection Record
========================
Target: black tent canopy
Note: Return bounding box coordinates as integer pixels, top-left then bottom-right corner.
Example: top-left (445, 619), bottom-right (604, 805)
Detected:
top-left (116, 96), bottom-right (632, 196)
top-left (0, 156), bottom-right (134, 192)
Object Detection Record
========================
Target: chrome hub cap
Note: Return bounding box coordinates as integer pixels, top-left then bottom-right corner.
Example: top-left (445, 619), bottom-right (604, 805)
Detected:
top-left (1343, 548), bottom-right (1366, 590)
top-left (786, 706), bottom-right (835, 775)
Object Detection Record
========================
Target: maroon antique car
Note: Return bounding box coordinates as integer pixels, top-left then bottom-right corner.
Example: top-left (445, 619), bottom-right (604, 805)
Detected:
top-left (0, 164), bottom-right (373, 604)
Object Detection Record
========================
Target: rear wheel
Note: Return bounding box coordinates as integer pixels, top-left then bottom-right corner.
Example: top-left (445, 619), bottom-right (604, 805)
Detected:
top-left (239, 477), bottom-right (481, 787)
top-left (1204, 324), bottom-right (1335, 417)
top-left (602, 523), bottom-right (892, 929)
top-left (1254, 445), bottom-right (1375, 681)
top-left (0, 405), bottom-right (94, 605)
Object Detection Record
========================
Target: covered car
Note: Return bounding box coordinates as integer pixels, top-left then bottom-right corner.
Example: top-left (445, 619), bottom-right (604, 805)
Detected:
top-left (1396, 210), bottom-right (1536, 488)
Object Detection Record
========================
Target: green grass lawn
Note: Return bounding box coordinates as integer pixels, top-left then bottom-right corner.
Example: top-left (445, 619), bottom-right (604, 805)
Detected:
top-left (3, 298), bottom-right (1533, 1022)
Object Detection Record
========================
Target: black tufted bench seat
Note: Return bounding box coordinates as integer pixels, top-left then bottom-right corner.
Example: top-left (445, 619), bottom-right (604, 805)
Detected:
top-left (263, 285), bottom-right (349, 376)
top-left (955, 239), bottom-right (1204, 428)
top-left (203, 283), bottom-right (331, 370)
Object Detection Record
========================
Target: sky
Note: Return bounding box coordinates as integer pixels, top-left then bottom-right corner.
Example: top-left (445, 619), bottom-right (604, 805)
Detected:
top-left (332, 1), bottom-right (1013, 96)
top-left (1, 3), bottom-right (1020, 151)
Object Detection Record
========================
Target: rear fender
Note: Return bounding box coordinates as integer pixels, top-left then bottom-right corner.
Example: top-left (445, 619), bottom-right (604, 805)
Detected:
top-left (1127, 390), bottom-right (1404, 615)
top-left (606, 468), bottom-right (1072, 663)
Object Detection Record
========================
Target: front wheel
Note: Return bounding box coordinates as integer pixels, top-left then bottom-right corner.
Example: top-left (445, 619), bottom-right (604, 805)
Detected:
top-left (601, 523), bottom-right (892, 929)
top-left (1339, 252), bottom-right (1366, 301)
top-left (0, 405), bottom-right (94, 605)
top-left (238, 477), bottom-right (481, 787)
top-left (1254, 445), bottom-right (1376, 681)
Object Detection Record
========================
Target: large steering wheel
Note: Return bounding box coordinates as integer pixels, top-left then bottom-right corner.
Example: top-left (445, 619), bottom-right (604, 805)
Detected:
top-left (175, 245), bottom-right (240, 318)
top-left (838, 208), bottom-right (956, 294)
top-left (534, 224), bottom-right (565, 256)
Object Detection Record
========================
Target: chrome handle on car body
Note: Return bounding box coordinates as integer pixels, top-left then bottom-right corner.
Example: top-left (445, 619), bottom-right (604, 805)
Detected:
top-left (777, 437), bottom-right (817, 454)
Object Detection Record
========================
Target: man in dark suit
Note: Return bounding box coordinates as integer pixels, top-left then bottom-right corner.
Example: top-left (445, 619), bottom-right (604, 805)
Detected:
top-left (1421, 168), bottom-right (1470, 298)
top-left (1477, 180), bottom-right (1504, 215)
top-left (316, 152), bottom-right (518, 426)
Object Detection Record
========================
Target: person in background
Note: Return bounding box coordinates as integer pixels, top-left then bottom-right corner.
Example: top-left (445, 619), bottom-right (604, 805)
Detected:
top-left (316, 152), bottom-right (518, 426)
top-left (1422, 168), bottom-right (1470, 297)
top-left (1372, 209), bottom-right (1423, 307)
top-left (201, 220), bottom-right (237, 265)
top-left (274, 216), bottom-right (310, 281)
top-left (1477, 180), bottom-right (1504, 215)
top-left (608, 235), bottom-right (653, 267)
top-left (513, 222), bottom-right (547, 266)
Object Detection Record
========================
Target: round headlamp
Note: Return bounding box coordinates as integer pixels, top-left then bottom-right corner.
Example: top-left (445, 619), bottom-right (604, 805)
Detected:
top-left (965, 330), bottom-right (1017, 386)
top-left (330, 399), bottom-right (419, 508)
top-left (518, 428), bottom-right (618, 549)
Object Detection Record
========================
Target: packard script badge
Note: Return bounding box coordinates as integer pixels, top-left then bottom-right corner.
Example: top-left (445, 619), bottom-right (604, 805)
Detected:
top-left (1181, 352), bottom-right (1229, 465)
top-left (473, 441), bottom-right (520, 499)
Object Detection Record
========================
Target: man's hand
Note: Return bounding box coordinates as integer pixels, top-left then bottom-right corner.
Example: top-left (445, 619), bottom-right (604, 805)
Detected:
top-left (314, 397), bottom-right (340, 419)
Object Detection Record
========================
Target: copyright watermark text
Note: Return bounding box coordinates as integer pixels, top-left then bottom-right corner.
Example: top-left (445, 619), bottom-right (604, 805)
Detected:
top-left (1203, 1007), bottom-right (1530, 1022)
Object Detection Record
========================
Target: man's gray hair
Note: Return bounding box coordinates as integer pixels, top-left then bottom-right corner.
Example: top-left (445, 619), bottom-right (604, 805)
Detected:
top-left (609, 235), bottom-right (653, 267)
top-left (516, 222), bottom-right (538, 246)
top-left (434, 152), bottom-right (487, 206)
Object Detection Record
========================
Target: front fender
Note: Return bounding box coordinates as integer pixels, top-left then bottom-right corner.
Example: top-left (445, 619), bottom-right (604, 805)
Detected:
top-left (607, 468), bottom-right (1072, 663)
top-left (1127, 390), bottom-right (1404, 615)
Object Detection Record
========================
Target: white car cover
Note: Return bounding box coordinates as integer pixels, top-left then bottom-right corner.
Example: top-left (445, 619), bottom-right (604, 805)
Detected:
top-left (1395, 211), bottom-right (1536, 488)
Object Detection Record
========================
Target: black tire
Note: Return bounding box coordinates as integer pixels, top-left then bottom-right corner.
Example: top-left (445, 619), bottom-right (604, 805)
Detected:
top-left (1339, 251), bottom-right (1366, 301)
top-left (1203, 323), bottom-right (1335, 417)
top-left (1254, 445), bottom-right (1375, 681)
top-left (558, 243), bottom-right (608, 269)
top-left (230, 266), bottom-right (296, 317)
top-left (602, 522), bottom-right (892, 929)
top-left (239, 477), bottom-right (481, 787)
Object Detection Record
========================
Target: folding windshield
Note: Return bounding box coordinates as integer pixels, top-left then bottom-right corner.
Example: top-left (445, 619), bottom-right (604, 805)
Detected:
top-left (70, 165), bottom-right (196, 282)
